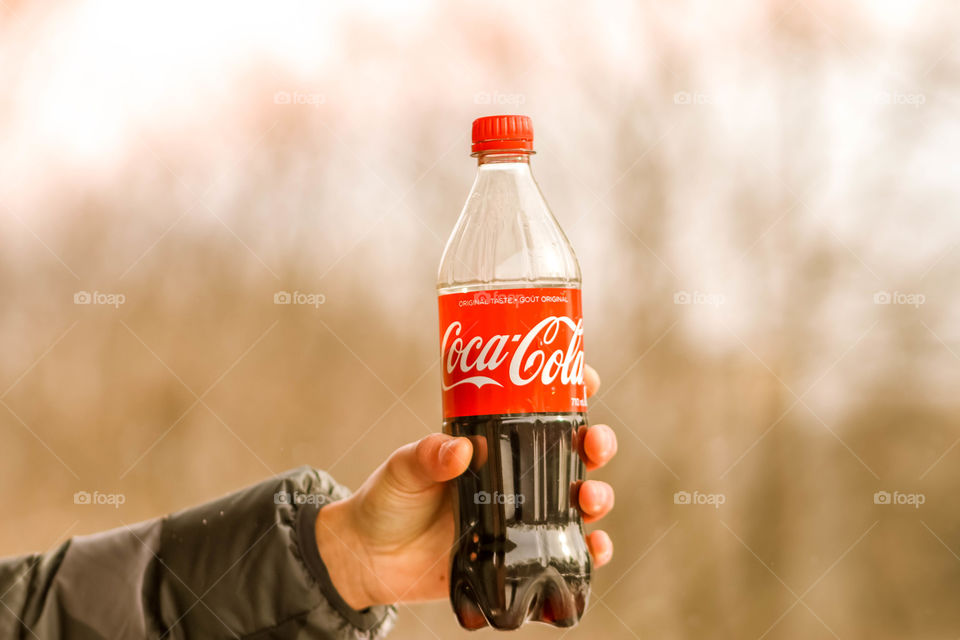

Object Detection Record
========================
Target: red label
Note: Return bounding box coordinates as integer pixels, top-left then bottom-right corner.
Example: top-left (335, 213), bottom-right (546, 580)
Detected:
top-left (438, 287), bottom-right (586, 419)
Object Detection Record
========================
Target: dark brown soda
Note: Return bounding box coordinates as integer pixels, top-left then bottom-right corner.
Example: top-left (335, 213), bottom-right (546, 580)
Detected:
top-left (445, 412), bottom-right (591, 630)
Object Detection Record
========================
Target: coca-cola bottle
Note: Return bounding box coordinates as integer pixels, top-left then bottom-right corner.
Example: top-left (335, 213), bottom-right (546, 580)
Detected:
top-left (437, 115), bottom-right (590, 630)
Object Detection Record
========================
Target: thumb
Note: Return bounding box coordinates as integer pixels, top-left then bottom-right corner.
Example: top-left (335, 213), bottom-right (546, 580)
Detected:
top-left (384, 434), bottom-right (473, 494)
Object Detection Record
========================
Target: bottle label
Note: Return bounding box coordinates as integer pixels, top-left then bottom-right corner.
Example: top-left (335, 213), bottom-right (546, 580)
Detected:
top-left (438, 287), bottom-right (586, 419)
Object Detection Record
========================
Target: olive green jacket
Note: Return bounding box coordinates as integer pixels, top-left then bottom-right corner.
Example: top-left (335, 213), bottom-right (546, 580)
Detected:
top-left (0, 468), bottom-right (397, 639)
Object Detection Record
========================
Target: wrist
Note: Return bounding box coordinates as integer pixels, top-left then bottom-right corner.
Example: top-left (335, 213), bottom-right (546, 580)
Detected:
top-left (315, 498), bottom-right (376, 610)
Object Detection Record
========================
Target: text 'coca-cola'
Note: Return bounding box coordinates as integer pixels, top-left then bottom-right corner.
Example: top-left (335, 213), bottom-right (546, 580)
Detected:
top-left (438, 287), bottom-right (587, 418)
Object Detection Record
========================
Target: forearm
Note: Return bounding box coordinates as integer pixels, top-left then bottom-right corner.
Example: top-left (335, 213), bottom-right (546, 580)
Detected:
top-left (0, 468), bottom-right (396, 639)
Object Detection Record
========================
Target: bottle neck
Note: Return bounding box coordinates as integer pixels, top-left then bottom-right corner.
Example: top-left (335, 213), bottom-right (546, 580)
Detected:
top-left (475, 153), bottom-right (535, 188)
top-left (476, 152), bottom-right (533, 167)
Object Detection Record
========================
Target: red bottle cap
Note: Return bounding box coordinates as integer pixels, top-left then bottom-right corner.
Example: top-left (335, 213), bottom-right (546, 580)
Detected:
top-left (471, 115), bottom-right (534, 154)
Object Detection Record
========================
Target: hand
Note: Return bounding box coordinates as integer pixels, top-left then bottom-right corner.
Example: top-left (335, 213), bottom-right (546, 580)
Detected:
top-left (315, 365), bottom-right (618, 610)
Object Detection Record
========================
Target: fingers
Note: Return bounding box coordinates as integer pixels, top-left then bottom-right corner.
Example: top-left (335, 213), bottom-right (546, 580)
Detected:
top-left (585, 365), bottom-right (601, 399)
top-left (586, 530), bottom-right (613, 567)
top-left (577, 423), bottom-right (618, 471)
top-left (384, 434), bottom-right (473, 494)
top-left (578, 480), bottom-right (614, 523)
top-left (417, 434), bottom-right (473, 483)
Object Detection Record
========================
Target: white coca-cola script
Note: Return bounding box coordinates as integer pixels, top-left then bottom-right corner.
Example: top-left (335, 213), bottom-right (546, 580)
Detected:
top-left (441, 316), bottom-right (584, 391)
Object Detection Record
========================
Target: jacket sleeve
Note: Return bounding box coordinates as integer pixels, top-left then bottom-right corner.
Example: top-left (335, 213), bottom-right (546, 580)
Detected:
top-left (0, 467), bottom-right (397, 639)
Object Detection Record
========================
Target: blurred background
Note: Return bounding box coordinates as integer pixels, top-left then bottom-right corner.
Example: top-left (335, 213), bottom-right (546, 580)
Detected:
top-left (1, 0), bottom-right (959, 637)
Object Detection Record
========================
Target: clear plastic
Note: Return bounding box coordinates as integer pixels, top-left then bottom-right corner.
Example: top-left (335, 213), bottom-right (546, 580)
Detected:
top-left (437, 154), bottom-right (581, 294)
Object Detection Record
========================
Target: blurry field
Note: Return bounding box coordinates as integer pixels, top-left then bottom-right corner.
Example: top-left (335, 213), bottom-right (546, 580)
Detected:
top-left (2, 1), bottom-right (960, 638)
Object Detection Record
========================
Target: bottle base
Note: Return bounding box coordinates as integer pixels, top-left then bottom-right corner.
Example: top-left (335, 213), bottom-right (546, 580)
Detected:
top-left (451, 567), bottom-right (589, 630)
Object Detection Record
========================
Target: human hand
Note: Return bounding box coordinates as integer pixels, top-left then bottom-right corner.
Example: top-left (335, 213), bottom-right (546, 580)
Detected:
top-left (315, 365), bottom-right (617, 610)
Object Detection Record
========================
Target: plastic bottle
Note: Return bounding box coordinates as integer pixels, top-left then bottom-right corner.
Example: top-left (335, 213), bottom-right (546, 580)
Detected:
top-left (437, 114), bottom-right (590, 629)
